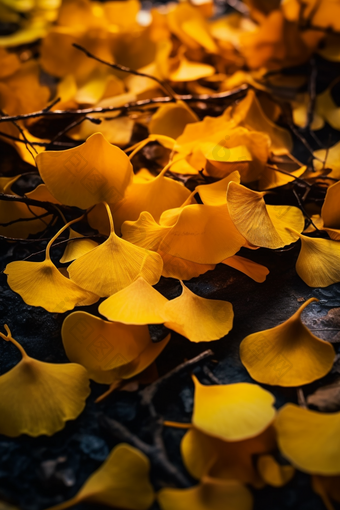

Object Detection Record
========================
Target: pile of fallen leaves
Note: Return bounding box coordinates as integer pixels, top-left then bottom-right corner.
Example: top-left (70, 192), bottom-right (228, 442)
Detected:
top-left (2, 0), bottom-right (340, 509)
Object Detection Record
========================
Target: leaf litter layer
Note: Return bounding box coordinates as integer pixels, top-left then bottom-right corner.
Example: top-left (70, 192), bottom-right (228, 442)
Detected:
top-left (1, 1), bottom-right (340, 510)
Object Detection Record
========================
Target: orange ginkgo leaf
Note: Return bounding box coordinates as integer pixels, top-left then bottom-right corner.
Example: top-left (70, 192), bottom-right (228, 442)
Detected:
top-left (181, 424), bottom-right (276, 487)
top-left (222, 255), bottom-right (269, 283)
top-left (294, 233), bottom-right (340, 287)
top-left (321, 180), bottom-right (340, 229)
top-left (314, 140), bottom-right (340, 180)
top-left (227, 181), bottom-right (304, 248)
top-left (59, 228), bottom-right (98, 264)
top-left (62, 311), bottom-right (151, 382)
top-left (158, 479), bottom-right (253, 510)
top-left (230, 89), bottom-right (293, 156)
top-left (196, 171), bottom-right (241, 206)
top-left (276, 404), bottom-right (340, 475)
top-left (99, 277), bottom-right (168, 325)
top-left (240, 298), bottom-right (335, 386)
top-left (149, 101), bottom-right (198, 140)
top-left (0, 325), bottom-right (90, 437)
top-left (192, 376), bottom-right (276, 441)
top-left (4, 218), bottom-right (99, 313)
top-left (36, 132), bottom-right (133, 209)
top-left (257, 455), bottom-right (295, 487)
top-left (45, 443), bottom-right (155, 510)
top-left (163, 283), bottom-right (233, 343)
top-left (68, 203), bottom-right (163, 297)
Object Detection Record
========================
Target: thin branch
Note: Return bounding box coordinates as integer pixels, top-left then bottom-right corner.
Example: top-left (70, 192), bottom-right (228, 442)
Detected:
top-left (73, 43), bottom-right (177, 100)
top-left (139, 350), bottom-right (214, 417)
top-left (0, 86), bottom-right (248, 124)
top-left (47, 115), bottom-right (101, 147)
top-left (99, 415), bottom-right (192, 488)
top-left (0, 211), bottom-right (51, 228)
top-left (306, 57), bottom-right (317, 131)
top-left (0, 193), bottom-right (64, 213)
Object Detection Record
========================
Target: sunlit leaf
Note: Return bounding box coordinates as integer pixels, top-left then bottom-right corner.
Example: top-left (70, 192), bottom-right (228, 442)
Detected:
top-left (99, 277), bottom-right (168, 325)
top-left (222, 255), bottom-right (269, 283)
top-left (68, 203), bottom-right (163, 297)
top-left (276, 403), bottom-right (340, 475)
top-left (227, 181), bottom-right (304, 248)
top-left (0, 325), bottom-right (90, 437)
top-left (257, 455), bottom-right (295, 487)
top-left (4, 219), bottom-right (99, 313)
top-left (192, 375), bottom-right (275, 441)
top-left (163, 284), bottom-right (233, 343)
top-left (45, 443), bottom-right (155, 510)
top-left (240, 298), bottom-right (335, 386)
top-left (36, 133), bottom-right (133, 209)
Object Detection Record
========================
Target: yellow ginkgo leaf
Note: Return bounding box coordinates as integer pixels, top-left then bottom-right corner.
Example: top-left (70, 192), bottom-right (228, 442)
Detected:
top-left (159, 250), bottom-right (216, 280)
top-left (0, 325), bottom-right (90, 437)
top-left (321, 180), bottom-right (340, 229)
top-left (257, 455), bottom-right (295, 487)
top-left (61, 311), bottom-right (151, 383)
top-left (99, 277), bottom-right (168, 325)
top-left (169, 55), bottom-right (215, 82)
top-left (4, 218), bottom-right (99, 313)
top-left (36, 133), bottom-right (133, 209)
top-left (181, 422), bottom-right (276, 486)
top-left (111, 164), bottom-right (191, 233)
top-left (258, 164), bottom-right (307, 191)
top-left (60, 228), bottom-right (98, 263)
top-left (163, 283), bottom-right (233, 343)
top-left (192, 376), bottom-right (276, 441)
top-left (158, 480), bottom-right (253, 510)
top-left (222, 255), bottom-right (269, 283)
top-left (45, 443), bottom-right (155, 510)
top-left (227, 181), bottom-right (304, 248)
top-left (68, 203), bottom-right (163, 297)
top-left (240, 298), bottom-right (335, 386)
top-left (312, 474), bottom-right (340, 510)
top-left (149, 101), bottom-right (198, 139)
top-left (158, 203), bottom-right (246, 264)
top-left (314, 140), bottom-right (340, 180)
top-left (276, 404), bottom-right (340, 475)
top-left (231, 89), bottom-right (293, 156)
top-left (295, 233), bottom-right (340, 287)
top-left (196, 171), bottom-right (241, 206)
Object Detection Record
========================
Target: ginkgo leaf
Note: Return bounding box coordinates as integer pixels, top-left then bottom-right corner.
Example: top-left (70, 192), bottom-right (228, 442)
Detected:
top-left (222, 255), bottom-right (269, 283)
top-left (321, 180), bottom-right (340, 229)
top-left (227, 181), bottom-right (304, 248)
top-left (181, 423), bottom-right (276, 486)
top-left (312, 474), bottom-right (340, 510)
top-left (169, 55), bottom-right (215, 82)
top-left (158, 480), bottom-right (253, 510)
top-left (36, 133), bottom-right (133, 209)
top-left (314, 141), bottom-right (340, 180)
top-left (59, 228), bottom-right (98, 263)
top-left (158, 203), bottom-right (246, 264)
top-left (257, 455), bottom-right (295, 487)
top-left (196, 171), bottom-right (241, 206)
top-left (149, 101), bottom-right (198, 139)
top-left (258, 164), bottom-right (307, 190)
top-left (0, 325), bottom-right (90, 437)
top-left (192, 375), bottom-right (276, 441)
top-left (61, 311), bottom-right (151, 383)
top-left (295, 233), bottom-right (340, 287)
top-left (231, 89), bottom-right (293, 155)
top-left (99, 277), bottom-right (168, 325)
top-left (276, 404), bottom-right (340, 475)
top-left (68, 203), bottom-right (163, 297)
top-left (111, 165), bottom-right (191, 232)
top-left (4, 218), bottom-right (99, 313)
top-left (45, 443), bottom-right (155, 510)
top-left (163, 283), bottom-right (233, 343)
top-left (240, 298), bottom-right (335, 386)
top-left (159, 251), bottom-right (216, 280)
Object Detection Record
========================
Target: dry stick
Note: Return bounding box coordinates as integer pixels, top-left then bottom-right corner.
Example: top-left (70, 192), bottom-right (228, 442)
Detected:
top-left (73, 43), bottom-right (177, 100)
top-left (0, 86), bottom-right (249, 124)
top-left (0, 108), bottom-right (37, 162)
top-left (99, 415), bottom-right (192, 488)
top-left (47, 115), bottom-right (102, 147)
top-left (0, 192), bottom-right (62, 212)
top-left (0, 211), bottom-right (51, 228)
top-left (139, 349), bottom-right (214, 417)
top-left (266, 164), bottom-right (312, 187)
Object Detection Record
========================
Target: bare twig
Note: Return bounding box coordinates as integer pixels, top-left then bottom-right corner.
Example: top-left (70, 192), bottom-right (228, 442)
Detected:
top-left (139, 350), bottom-right (214, 417)
top-left (0, 87), bottom-right (248, 124)
top-left (99, 415), bottom-right (192, 488)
